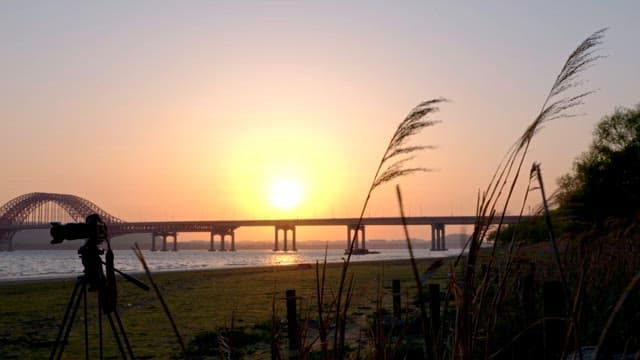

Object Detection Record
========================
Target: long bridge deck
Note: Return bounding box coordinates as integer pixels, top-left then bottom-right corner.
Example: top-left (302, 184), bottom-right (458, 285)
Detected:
top-left (1, 215), bottom-right (524, 252)
top-left (1, 193), bottom-right (530, 252)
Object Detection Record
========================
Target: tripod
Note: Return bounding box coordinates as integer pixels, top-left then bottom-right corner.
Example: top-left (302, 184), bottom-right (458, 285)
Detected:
top-left (49, 231), bottom-right (148, 359)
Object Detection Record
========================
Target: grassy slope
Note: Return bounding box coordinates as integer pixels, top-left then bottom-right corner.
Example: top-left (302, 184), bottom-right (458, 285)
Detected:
top-left (0, 257), bottom-right (448, 359)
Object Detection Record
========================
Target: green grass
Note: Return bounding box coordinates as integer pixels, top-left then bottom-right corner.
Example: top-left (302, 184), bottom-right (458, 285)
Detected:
top-left (0, 257), bottom-right (450, 359)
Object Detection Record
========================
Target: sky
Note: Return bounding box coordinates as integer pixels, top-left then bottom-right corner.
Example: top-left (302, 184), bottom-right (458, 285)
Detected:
top-left (1, 1), bottom-right (639, 242)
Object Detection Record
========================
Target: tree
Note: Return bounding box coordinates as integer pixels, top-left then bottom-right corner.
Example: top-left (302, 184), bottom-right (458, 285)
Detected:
top-left (558, 104), bottom-right (640, 226)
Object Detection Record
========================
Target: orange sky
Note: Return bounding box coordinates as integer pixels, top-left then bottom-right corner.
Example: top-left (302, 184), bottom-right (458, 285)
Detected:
top-left (1, 2), bottom-right (639, 242)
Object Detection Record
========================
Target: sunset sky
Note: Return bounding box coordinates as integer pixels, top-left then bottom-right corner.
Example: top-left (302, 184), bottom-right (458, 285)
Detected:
top-left (1, 1), bottom-right (639, 242)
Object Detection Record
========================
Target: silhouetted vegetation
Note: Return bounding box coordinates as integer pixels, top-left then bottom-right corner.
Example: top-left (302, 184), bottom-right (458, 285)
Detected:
top-left (557, 104), bottom-right (640, 228)
top-left (489, 104), bottom-right (640, 358)
top-left (495, 103), bottom-right (640, 242)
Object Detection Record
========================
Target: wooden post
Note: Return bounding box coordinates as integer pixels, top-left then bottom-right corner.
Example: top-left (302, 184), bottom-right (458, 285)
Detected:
top-left (286, 289), bottom-right (299, 359)
top-left (392, 280), bottom-right (401, 318)
top-left (429, 284), bottom-right (441, 336)
top-left (521, 262), bottom-right (539, 358)
top-left (522, 263), bottom-right (536, 323)
top-left (543, 281), bottom-right (566, 359)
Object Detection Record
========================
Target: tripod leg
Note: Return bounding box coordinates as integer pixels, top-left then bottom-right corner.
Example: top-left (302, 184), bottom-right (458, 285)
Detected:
top-left (83, 285), bottom-right (89, 360)
top-left (99, 306), bottom-right (103, 360)
top-left (106, 313), bottom-right (128, 359)
top-left (56, 280), bottom-right (87, 360)
top-left (112, 309), bottom-right (135, 359)
top-left (50, 278), bottom-right (83, 360)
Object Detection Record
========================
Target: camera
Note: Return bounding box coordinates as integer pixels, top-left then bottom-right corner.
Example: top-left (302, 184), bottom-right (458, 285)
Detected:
top-left (50, 213), bottom-right (108, 245)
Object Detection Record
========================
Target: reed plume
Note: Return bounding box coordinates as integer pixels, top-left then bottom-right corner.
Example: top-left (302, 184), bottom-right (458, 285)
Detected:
top-left (456, 28), bottom-right (606, 359)
top-left (333, 98), bottom-right (445, 357)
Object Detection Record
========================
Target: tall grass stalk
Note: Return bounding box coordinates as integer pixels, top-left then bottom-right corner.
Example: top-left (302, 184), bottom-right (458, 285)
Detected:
top-left (482, 167), bottom-right (536, 341)
top-left (533, 163), bottom-right (568, 299)
top-left (132, 243), bottom-right (186, 356)
top-left (594, 271), bottom-right (640, 360)
top-left (396, 185), bottom-right (433, 359)
top-left (270, 291), bottom-right (282, 360)
top-left (333, 98), bottom-right (445, 358)
top-left (455, 28), bottom-right (605, 359)
top-left (314, 248), bottom-right (330, 359)
top-left (532, 162), bottom-right (584, 357)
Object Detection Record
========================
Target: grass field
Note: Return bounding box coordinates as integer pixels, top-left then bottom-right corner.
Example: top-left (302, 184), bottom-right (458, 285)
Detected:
top-left (0, 256), bottom-right (449, 359)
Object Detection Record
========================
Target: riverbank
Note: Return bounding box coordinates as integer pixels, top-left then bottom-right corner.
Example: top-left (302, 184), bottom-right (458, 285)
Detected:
top-left (0, 256), bottom-right (451, 358)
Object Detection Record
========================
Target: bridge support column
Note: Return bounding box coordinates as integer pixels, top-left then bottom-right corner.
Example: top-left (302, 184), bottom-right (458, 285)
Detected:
top-left (284, 229), bottom-right (288, 252)
top-left (0, 232), bottom-right (14, 252)
top-left (161, 234), bottom-right (168, 252)
top-left (172, 232), bottom-right (178, 251)
top-left (220, 234), bottom-right (227, 251)
top-left (151, 233), bottom-right (157, 251)
top-left (210, 228), bottom-right (236, 252)
top-left (291, 227), bottom-right (296, 252)
top-left (430, 224), bottom-right (447, 251)
top-left (274, 225), bottom-right (296, 251)
top-left (209, 232), bottom-right (216, 252)
top-left (430, 226), bottom-right (435, 250)
top-left (346, 225), bottom-right (366, 252)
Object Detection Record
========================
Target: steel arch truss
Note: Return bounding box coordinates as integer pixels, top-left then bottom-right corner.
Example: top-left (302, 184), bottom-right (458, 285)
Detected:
top-left (0, 192), bottom-right (123, 250)
top-left (0, 192), bottom-right (122, 225)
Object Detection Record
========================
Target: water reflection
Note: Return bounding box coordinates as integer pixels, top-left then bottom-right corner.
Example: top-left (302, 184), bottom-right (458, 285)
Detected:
top-left (0, 248), bottom-right (466, 282)
top-left (269, 252), bottom-right (301, 266)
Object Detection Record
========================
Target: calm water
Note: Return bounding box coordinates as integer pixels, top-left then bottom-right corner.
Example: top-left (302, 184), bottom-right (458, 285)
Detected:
top-left (0, 248), bottom-right (464, 282)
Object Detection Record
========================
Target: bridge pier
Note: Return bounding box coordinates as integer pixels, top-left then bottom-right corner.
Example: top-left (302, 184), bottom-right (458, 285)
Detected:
top-left (274, 225), bottom-right (296, 251)
top-left (430, 223), bottom-right (447, 251)
top-left (209, 232), bottom-right (216, 252)
top-left (155, 232), bottom-right (178, 251)
top-left (0, 231), bottom-right (14, 252)
top-left (171, 232), bottom-right (178, 251)
top-left (210, 228), bottom-right (236, 252)
top-left (229, 231), bottom-right (236, 251)
top-left (151, 233), bottom-right (157, 251)
top-left (221, 232), bottom-right (236, 251)
top-left (346, 224), bottom-right (366, 252)
top-left (220, 233), bottom-right (226, 251)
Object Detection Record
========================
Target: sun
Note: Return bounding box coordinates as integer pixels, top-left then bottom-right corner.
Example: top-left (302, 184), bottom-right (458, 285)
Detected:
top-left (269, 178), bottom-right (303, 210)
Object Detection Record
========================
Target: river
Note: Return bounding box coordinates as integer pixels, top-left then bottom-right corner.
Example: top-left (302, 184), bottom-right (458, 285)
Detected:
top-left (0, 248), bottom-right (464, 282)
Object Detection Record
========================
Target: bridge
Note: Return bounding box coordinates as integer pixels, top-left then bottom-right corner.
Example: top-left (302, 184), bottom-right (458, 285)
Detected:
top-left (0, 192), bottom-right (523, 252)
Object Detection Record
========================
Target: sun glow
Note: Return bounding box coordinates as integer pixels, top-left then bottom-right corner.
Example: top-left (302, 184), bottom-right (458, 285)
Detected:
top-left (269, 178), bottom-right (303, 210)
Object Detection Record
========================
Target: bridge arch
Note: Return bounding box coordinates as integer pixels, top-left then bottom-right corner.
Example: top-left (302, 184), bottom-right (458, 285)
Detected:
top-left (0, 192), bottom-right (122, 250)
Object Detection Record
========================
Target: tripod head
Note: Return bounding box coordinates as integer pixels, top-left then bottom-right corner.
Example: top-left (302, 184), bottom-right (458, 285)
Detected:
top-left (51, 214), bottom-right (108, 290)
top-left (51, 213), bottom-right (107, 245)
top-left (49, 214), bottom-right (151, 359)
top-left (50, 214), bottom-right (148, 313)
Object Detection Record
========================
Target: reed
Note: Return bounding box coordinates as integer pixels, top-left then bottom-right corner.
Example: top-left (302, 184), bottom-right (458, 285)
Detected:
top-left (333, 98), bottom-right (445, 358)
top-left (73, 28), bottom-right (611, 359)
top-left (453, 28), bottom-right (605, 359)
top-left (291, 29), bottom-right (608, 359)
